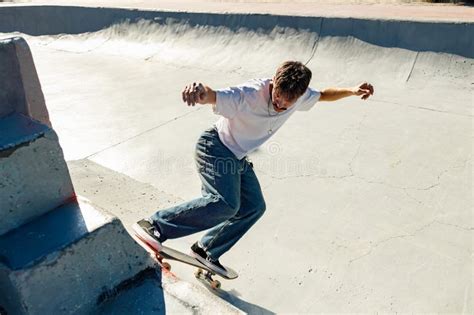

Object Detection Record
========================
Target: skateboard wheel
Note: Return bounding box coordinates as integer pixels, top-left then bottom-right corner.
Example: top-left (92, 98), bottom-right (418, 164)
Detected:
top-left (195, 268), bottom-right (204, 279)
top-left (210, 280), bottom-right (221, 290)
top-left (162, 262), bottom-right (172, 271)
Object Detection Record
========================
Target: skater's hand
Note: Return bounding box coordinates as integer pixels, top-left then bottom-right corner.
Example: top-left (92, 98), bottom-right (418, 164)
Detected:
top-left (352, 82), bottom-right (374, 100)
top-left (182, 82), bottom-right (215, 106)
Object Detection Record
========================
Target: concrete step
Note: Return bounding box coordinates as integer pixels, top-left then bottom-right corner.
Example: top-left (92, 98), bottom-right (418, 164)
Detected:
top-left (0, 197), bottom-right (153, 315)
top-left (0, 113), bottom-right (74, 235)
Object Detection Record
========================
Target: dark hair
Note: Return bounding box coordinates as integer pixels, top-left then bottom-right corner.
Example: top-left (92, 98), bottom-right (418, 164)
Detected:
top-left (273, 61), bottom-right (312, 100)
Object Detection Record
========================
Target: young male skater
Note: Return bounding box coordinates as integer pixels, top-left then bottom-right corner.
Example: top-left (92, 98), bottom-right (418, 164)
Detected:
top-left (133, 61), bottom-right (374, 276)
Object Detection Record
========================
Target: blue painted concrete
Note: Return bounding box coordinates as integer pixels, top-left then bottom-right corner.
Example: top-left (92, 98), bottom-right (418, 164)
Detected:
top-left (0, 113), bottom-right (49, 151)
top-left (0, 199), bottom-right (109, 270)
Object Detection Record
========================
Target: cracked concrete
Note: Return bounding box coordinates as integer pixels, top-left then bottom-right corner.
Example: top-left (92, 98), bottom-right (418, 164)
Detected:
top-left (85, 107), bottom-right (204, 159)
top-left (0, 3), bottom-right (471, 312)
top-left (348, 220), bottom-right (440, 265)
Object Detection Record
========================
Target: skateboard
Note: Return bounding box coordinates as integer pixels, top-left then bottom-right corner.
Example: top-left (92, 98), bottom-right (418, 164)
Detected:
top-left (133, 234), bottom-right (238, 289)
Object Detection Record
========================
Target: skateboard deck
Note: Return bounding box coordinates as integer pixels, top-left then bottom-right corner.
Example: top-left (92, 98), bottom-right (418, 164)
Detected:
top-left (132, 233), bottom-right (238, 289)
top-left (158, 245), bottom-right (238, 279)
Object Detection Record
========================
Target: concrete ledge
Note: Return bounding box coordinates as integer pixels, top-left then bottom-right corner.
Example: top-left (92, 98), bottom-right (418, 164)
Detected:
top-left (98, 268), bottom-right (244, 314)
top-left (68, 159), bottom-right (248, 314)
top-left (0, 36), bottom-right (50, 126)
top-left (0, 119), bottom-right (74, 235)
top-left (0, 198), bottom-right (153, 315)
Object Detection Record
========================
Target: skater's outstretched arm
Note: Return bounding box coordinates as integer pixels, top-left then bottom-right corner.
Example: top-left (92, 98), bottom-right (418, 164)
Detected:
top-left (182, 82), bottom-right (216, 106)
top-left (319, 82), bottom-right (374, 102)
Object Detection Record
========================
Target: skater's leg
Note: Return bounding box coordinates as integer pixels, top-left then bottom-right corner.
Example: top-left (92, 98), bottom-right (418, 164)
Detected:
top-left (149, 127), bottom-right (242, 241)
top-left (200, 159), bottom-right (266, 259)
top-left (150, 192), bottom-right (237, 241)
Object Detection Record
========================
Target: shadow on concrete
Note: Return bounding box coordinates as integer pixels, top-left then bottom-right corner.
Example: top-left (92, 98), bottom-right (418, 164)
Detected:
top-left (97, 268), bottom-right (166, 315)
top-left (0, 199), bottom-right (89, 271)
top-left (221, 290), bottom-right (275, 315)
top-left (198, 280), bottom-right (275, 314)
top-left (461, 0), bottom-right (474, 6)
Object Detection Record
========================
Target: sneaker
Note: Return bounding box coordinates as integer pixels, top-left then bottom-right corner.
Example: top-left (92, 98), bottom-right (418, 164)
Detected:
top-left (190, 242), bottom-right (228, 276)
top-left (132, 219), bottom-right (163, 252)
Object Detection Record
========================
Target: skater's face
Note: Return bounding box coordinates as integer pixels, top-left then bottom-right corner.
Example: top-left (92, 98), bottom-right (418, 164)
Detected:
top-left (271, 87), bottom-right (297, 113)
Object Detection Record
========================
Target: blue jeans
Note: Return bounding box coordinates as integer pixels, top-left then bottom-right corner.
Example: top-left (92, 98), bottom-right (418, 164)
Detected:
top-left (150, 126), bottom-right (266, 260)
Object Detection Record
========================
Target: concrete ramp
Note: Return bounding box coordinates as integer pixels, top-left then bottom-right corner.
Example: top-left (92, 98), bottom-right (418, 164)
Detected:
top-left (0, 4), bottom-right (472, 313)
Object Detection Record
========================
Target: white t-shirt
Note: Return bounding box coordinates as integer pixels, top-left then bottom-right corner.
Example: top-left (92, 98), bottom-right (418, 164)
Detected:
top-left (212, 78), bottom-right (320, 160)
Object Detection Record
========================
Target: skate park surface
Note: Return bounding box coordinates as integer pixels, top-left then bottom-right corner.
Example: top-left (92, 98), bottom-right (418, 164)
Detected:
top-left (0, 0), bottom-right (472, 313)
